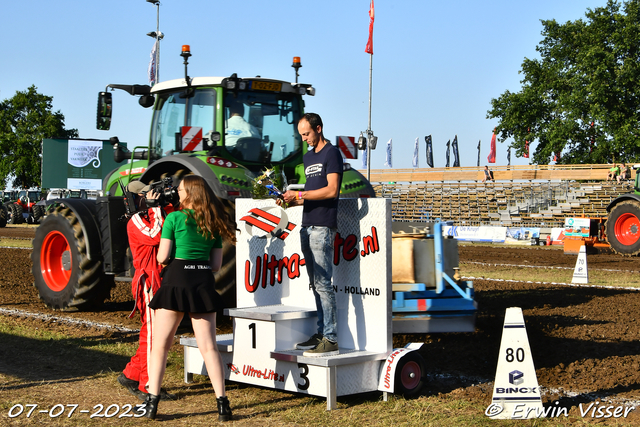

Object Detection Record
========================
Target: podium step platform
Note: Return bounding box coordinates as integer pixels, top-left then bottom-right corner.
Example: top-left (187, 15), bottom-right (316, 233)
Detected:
top-left (225, 304), bottom-right (316, 321)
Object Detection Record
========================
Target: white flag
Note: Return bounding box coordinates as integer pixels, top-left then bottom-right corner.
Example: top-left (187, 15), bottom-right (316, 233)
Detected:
top-left (362, 145), bottom-right (368, 168)
top-left (148, 40), bottom-right (158, 86)
top-left (384, 139), bottom-right (392, 168)
top-left (412, 137), bottom-right (419, 168)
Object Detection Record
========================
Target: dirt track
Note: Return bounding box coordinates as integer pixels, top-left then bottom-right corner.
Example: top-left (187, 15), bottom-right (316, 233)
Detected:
top-left (3, 225), bottom-right (640, 420)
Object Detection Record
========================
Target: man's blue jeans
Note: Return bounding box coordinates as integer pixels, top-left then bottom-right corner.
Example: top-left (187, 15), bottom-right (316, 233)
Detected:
top-left (300, 225), bottom-right (337, 343)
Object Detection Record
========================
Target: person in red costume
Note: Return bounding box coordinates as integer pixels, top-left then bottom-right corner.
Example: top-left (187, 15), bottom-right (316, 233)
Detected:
top-left (117, 180), bottom-right (174, 401)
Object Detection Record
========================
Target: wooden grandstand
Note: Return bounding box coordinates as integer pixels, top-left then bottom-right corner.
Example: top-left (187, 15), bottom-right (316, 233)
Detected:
top-left (359, 164), bottom-right (637, 227)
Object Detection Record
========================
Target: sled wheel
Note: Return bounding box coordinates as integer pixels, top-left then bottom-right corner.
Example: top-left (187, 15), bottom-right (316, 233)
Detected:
top-left (606, 200), bottom-right (640, 256)
top-left (394, 352), bottom-right (426, 397)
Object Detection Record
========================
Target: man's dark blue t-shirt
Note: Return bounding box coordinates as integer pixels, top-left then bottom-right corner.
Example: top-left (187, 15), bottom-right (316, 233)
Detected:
top-left (302, 142), bottom-right (343, 228)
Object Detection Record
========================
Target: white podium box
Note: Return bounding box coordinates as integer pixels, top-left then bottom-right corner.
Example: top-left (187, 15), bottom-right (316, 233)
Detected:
top-left (181, 198), bottom-right (423, 409)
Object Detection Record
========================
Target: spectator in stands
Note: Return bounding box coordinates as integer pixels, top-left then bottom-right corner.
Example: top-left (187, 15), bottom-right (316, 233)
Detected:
top-left (482, 166), bottom-right (493, 183)
top-left (617, 163), bottom-right (631, 183)
top-left (607, 163), bottom-right (620, 181)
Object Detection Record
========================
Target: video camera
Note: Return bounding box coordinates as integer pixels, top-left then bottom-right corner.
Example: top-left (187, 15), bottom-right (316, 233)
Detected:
top-left (119, 177), bottom-right (179, 217)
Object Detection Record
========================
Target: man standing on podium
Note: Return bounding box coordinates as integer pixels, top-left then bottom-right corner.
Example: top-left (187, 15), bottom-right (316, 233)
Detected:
top-left (280, 112), bottom-right (343, 356)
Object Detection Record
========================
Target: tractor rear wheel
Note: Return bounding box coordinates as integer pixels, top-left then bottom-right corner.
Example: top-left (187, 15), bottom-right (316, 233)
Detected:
top-left (8, 203), bottom-right (24, 224)
top-left (606, 200), bottom-right (640, 256)
top-left (32, 204), bottom-right (45, 223)
top-left (31, 205), bottom-right (114, 310)
top-left (0, 205), bottom-right (6, 228)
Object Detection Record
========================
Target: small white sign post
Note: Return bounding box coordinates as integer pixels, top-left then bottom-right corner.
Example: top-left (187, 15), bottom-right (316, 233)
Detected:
top-left (571, 245), bottom-right (589, 284)
top-left (487, 307), bottom-right (544, 419)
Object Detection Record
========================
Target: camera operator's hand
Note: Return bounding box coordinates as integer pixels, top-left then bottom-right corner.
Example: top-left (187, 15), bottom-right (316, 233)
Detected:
top-left (145, 190), bottom-right (161, 202)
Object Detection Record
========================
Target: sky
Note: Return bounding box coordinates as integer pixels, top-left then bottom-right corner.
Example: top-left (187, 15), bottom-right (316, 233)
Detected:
top-left (0, 0), bottom-right (612, 174)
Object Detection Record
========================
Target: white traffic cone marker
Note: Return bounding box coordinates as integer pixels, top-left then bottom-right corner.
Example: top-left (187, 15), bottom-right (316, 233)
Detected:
top-left (571, 245), bottom-right (588, 284)
top-left (486, 307), bottom-right (544, 419)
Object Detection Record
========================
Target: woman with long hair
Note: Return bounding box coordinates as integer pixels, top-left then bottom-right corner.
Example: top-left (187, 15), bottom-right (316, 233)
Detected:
top-left (141, 175), bottom-right (236, 421)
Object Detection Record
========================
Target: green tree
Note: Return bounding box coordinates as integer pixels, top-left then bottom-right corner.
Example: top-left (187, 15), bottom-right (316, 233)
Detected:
top-left (0, 85), bottom-right (78, 188)
top-left (487, 0), bottom-right (640, 165)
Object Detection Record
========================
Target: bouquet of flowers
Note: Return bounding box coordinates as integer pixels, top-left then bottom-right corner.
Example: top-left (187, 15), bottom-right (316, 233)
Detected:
top-left (251, 167), bottom-right (288, 207)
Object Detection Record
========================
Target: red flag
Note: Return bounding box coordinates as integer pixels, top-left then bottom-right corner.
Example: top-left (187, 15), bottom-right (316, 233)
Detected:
top-left (487, 130), bottom-right (496, 163)
top-left (365, 0), bottom-right (375, 54)
top-left (553, 151), bottom-right (560, 162)
top-left (524, 127), bottom-right (529, 158)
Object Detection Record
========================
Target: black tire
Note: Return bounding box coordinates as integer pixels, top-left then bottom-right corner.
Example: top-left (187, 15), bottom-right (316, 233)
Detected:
top-left (32, 204), bottom-right (45, 223)
top-left (606, 200), bottom-right (640, 256)
top-left (31, 205), bottom-right (114, 311)
top-left (8, 203), bottom-right (24, 224)
top-left (394, 352), bottom-right (426, 397)
top-left (0, 205), bottom-right (7, 228)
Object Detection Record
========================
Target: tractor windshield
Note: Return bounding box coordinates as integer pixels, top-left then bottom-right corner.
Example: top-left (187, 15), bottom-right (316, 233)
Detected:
top-left (150, 88), bottom-right (217, 158)
top-left (223, 91), bottom-right (302, 164)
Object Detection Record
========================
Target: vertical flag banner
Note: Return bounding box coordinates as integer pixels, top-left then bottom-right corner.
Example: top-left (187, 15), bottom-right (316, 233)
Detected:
top-left (384, 138), bottom-right (392, 168)
top-left (507, 147), bottom-right (511, 166)
top-left (445, 140), bottom-right (451, 168)
top-left (452, 135), bottom-right (460, 167)
top-left (148, 40), bottom-right (158, 86)
top-left (590, 121), bottom-right (595, 154)
top-left (553, 151), bottom-right (560, 163)
top-left (362, 146), bottom-right (368, 168)
top-left (412, 137), bottom-right (419, 168)
top-left (425, 135), bottom-right (434, 168)
top-left (488, 130), bottom-right (497, 163)
top-left (477, 140), bottom-right (481, 167)
top-left (365, 0), bottom-right (375, 54)
top-left (524, 127), bottom-right (530, 158)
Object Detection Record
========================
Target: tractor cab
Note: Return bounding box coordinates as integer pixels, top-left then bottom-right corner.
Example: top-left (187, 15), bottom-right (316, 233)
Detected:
top-left (147, 75), bottom-right (311, 177)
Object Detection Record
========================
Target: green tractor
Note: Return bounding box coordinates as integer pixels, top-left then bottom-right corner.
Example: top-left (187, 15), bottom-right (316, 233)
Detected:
top-left (31, 46), bottom-right (374, 310)
top-left (605, 164), bottom-right (640, 256)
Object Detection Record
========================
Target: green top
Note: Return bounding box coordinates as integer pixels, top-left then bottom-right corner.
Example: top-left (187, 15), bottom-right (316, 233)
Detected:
top-left (610, 166), bottom-right (620, 175)
top-left (162, 209), bottom-right (223, 261)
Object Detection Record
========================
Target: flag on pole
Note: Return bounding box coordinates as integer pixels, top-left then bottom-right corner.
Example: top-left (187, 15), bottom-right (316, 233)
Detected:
top-left (488, 130), bottom-right (496, 163)
top-left (384, 138), bottom-right (392, 167)
top-left (507, 146), bottom-right (511, 166)
top-left (365, 0), bottom-right (375, 54)
top-left (445, 140), bottom-right (450, 167)
top-left (425, 135), bottom-right (433, 168)
top-left (148, 39), bottom-right (158, 86)
top-left (362, 145), bottom-right (368, 168)
top-left (524, 127), bottom-right (530, 158)
top-left (412, 137), bottom-right (419, 167)
top-left (477, 140), bottom-right (481, 167)
top-left (452, 135), bottom-right (460, 167)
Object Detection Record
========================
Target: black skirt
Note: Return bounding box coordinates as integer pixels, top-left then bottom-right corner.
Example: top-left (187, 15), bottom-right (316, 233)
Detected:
top-left (149, 259), bottom-right (223, 313)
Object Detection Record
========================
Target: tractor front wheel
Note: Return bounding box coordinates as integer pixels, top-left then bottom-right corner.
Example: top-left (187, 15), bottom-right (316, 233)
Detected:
top-left (31, 205), bottom-right (114, 310)
top-left (606, 200), bottom-right (640, 256)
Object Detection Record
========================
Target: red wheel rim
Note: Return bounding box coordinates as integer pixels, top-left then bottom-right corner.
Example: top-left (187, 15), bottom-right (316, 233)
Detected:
top-left (400, 361), bottom-right (421, 391)
top-left (615, 213), bottom-right (640, 246)
top-left (40, 231), bottom-right (72, 292)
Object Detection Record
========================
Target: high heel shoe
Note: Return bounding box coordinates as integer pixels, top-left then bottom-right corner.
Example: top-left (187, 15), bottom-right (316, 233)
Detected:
top-left (140, 393), bottom-right (160, 419)
top-left (216, 396), bottom-right (232, 421)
